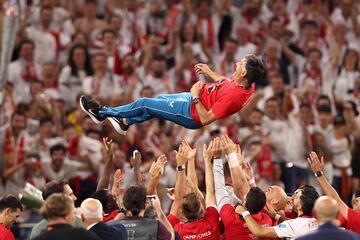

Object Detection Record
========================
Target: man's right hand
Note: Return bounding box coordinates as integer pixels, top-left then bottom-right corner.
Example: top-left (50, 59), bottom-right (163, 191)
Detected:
top-left (194, 63), bottom-right (212, 76)
top-left (307, 151), bottom-right (324, 173)
top-left (176, 141), bottom-right (189, 166)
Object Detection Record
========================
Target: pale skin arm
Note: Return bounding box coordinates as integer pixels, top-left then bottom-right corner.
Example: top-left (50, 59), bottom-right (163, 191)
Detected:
top-left (185, 142), bottom-right (198, 189)
top-left (308, 151), bottom-right (349, 219)
top-left (147, 155), bottom-right (167, 195)
top-left (191, 81), bottom-right (217, 125)
top-left (194, 64), bottom-right (225, 82)
top-left (235, 205), bottom-right (279, 238)
top-left (152, 196), bottom-right (175, 240)
top-left (203, 140), bottom-right (218, 206)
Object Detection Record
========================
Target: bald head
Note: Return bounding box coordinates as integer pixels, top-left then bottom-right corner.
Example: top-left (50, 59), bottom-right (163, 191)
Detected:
top-left (80, 198), bottom-right (103, 221)
top-left (266, 186), bottom-right (288, 211)
top-left (314, 196), bottom-right (339, 222)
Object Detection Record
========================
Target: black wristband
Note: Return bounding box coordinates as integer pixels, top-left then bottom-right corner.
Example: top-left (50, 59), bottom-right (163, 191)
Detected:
top-left (314, 171), bottom-right (323, 177)
top-left (176, 165), bottom-right (186, 171)
top-left (193, 97), bottom-right (201, 104)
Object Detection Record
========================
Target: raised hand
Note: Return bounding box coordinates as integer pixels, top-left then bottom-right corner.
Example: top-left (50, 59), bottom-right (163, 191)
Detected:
top-left (242, 162), bottom-right (254, 181)
top-left (111, 169), bottom-right (124, 195)
top-left (102, 137), bottom-right (114, 156)
top-left (190, 81), bottom-right (203, 98)
top-left (194, 63), bottom-right (211, 76)
top-left (235, 144), bottom-right (244, 165)
top-left (130, 150), bottom-right (142, 169)
top-left (176, 141), bottom-right (190, 165)
top-left (149, 154), bottom-right (167, 179)
top-left (307, 151), bottom-right (324, 173)
top-left (182, 141), bottom-right (197, 160)
top-left (220, 135), bottom-right (237, 155)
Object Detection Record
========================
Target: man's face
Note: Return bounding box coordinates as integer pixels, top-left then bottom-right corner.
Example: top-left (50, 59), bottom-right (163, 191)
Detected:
top-left (4, 208), bottom-right (21, 228)
top-left (64, 184), bottom-right (77, 202)
top-left (224, 41), bottom-right (237, 62)
top-left (20, 43), bottom-right (34, 61)
top-left (307, 51), bottom-right (321, 69)
top-left (40, 9), bottom-right (53, 29)
top-left (51, 150), bottom-right (65, 170)
top-left (103, 32), bottom-right (115, 47)
top-left (234, 58), bottom-right (247, 79)
top-left (352, 195), bottom-right (360, 212)
top-left (122, 55), bottom-right (136, 75)
top-left (40, 122), bottom-right (54, 138)
top-left (264, 186), bottom-right (287, 211)
top-left (42, 64), bottom-right (57, 81)
top-left (270, 20), bottom-right (283, 39)
top-left (92, 55), bottom-right (107, 72)
top-left (11, 114), bottom-right (26, 133)
top-left (299, 106), bottom-right (312, 125)
top-left (110, 16), bottom-right (122, 31)
top-left (318, 112), bottom-right (332, 127)
top-left (113, 149), bottom-right (126, 169)
top-left (292, 189), bottom-right (302, 213)
top-left (152, 60), bottom-right (166, 78)
top-left (265, 100), bottom-right (279, 119)
top-left (249, 111), bottom-right (263, 126)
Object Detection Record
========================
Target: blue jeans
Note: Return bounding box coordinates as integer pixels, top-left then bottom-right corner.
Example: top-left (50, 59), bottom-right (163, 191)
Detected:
top-left (99, 93), bottom-right (202, 129)
top-left (282, 163), bottom-right (310, 194)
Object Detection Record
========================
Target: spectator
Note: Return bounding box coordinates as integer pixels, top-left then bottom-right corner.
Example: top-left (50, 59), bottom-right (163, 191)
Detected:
top-left (0, 195), bottom-right (23, 240)
top-left (33, 193), bottom-right (100, 240)
top-left (296, 196), bottom-right (360, 240)
top-left (80, 198), bottom-right (127, 240)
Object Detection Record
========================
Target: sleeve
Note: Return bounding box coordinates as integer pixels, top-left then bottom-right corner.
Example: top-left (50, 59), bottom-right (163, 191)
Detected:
top-left (272, 219), bottom-right (296, 238)
top-left (167, 214), bottom-right (180, 227)
top-left (157, 221), bottom-right (172, 240)
top-left (213, 159), bottom-right (231, 210)
top-left (204, 206), bottom-right (220, 229)
top-left (219, 204), bottom-right (238, 227)
top-left (347, 208), bottom-right (360, 231)
top-left (211, 97), bottom-right (233, 120)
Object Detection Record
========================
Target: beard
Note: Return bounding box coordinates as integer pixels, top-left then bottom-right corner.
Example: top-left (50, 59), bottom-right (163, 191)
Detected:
top-left (124, 66), bottom-right (135, 75)
top-left (153, 70), bottom-right (164, 78)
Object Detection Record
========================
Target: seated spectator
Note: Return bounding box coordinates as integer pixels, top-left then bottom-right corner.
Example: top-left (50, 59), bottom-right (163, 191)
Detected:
top-left (80, 198), bottom-right (127, 240)
top-left (0, 195), bottom-right (23, 240)
top-left (33, 193), bottom-right (99, 240)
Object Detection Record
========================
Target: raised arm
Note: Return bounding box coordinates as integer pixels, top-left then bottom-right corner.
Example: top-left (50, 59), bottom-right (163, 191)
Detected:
top-left (235, 205), bottom-right (278, 238)
top-left (147, 155), bottom-right (167, 195)
top-left (151, 195), bottom-right (175, 240)
top-left (221, 136), bottom-right (250, 201)
top-left (308, 151), bottom-right (349, 219)
top-left (170, 142), bottom-right (189, 218)
top-left (97, 138), bottom-right (114, 191)
top-left (184, 142), bottom-right (198, 190)
top-left (203, 141), bottom-right (217, 206)
top-left (194, 64), bottom-right (225, 82)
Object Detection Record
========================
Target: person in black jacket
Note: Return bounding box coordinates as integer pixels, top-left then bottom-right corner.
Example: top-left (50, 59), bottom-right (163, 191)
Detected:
top-left (80, 198), bottom-right (127, 240)
top-left (33, 193), bottom-right (100, 240)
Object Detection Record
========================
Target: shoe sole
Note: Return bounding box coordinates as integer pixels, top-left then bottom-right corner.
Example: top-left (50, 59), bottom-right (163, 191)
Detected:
top-left (108, 117), bottom-right (127, 135)
top-left (79, 97), bottom-right (103, 124)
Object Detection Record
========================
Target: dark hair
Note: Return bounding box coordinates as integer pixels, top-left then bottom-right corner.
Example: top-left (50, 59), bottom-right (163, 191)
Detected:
top-left (316, 94), bottom-right (331, 107)
top-left (269, 16), bottom-right (282, 28)
top-left (102, 28), bottom-right (117, 37)
top-left (153, 53), bottom-right (167, 62)
top-left (307, 48), bottom-right (322, 58)
top-left (91, 189), bottom-right (117, 214)
top-left (19, 39), bottom-right (35, 51)
top-left (226, 38), bottom-right (238, 45)
top-left (299, 185), bottom-right (319, 216)
top-left (300, 20), bottom-right (318, 30)
top-left (317, 105), bottom-right (332, 114)
top-left (40, 6), bottom-right (53, 13)
top-left (265, 96), bottom-right (280, 104)
top-left (42, 181), bottom-right (67, 200)
top-left (182, 193), bottom-right (201, 220)
top-left (300, 103), bottom-right (311, 110)
top-left (15, 104), bottom-right (29, 115)
top-left (245, 187), bottom-right (266, 214)
top-left (123, 185), bottom-right (147, 216)
top-left (0, 195), bottom-right (23, 213)
top-left (49, 144), bottom-right (67, 156)
top-left (244, 54), bottom-right (265, 85)
top-left (39, 116), bottom-right (53, 126)
top-left (179, 20), bottom-right (198, 44)
top-left (341, 48), bottom-right (359, 70)
top-left (68, 44), bottom-right (93, 77)
top-left (345, 100), bottom-right (359, 116)
top-left (85, 0), bottom-right (97, 4)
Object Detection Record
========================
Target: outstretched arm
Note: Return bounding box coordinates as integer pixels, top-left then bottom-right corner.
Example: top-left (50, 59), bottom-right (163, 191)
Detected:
top-left (308, 151), bottom-right (349, 219)
top-left (195, 64), bottom-right (225, 82)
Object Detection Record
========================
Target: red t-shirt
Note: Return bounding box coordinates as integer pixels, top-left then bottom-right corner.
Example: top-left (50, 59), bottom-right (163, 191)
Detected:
top-left (0, 224), bottom-right (15, 240)
top-left (167, 206), bottom-right (220, 240)
top-left (345, 208), bottom-right (360, 234)
top-left (190, 78), bottom-right (255, 125)
top-left (220, 204), bottom-right (273, 240)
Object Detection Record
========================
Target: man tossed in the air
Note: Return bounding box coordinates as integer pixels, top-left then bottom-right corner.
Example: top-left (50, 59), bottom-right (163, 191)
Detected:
top-left (80, 54), bottom-right (264, 134)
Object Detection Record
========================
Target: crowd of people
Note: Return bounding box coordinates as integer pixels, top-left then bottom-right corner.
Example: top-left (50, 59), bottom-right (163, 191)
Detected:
top-left (1, 0), bottom-right (360, 239)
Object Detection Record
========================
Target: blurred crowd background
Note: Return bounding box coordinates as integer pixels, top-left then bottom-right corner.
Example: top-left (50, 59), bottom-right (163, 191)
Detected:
top-left (1, 0), bottom-right (360, 238)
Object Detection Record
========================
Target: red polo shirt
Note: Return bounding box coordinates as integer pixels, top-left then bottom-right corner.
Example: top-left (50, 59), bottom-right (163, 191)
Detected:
top-left (0, 224), bottom-right (15, 240)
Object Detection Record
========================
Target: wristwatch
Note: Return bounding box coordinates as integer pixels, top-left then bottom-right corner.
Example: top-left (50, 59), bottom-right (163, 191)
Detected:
top-left (314, 171), bottom-right (323, 177)
top-left (193, 97), bottom-right (201, 104)
top-left (176, 165), bottom-right (186, 171)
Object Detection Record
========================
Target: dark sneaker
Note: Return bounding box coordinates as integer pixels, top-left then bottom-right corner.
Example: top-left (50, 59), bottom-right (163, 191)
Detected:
top-left (79, 95), bottom-right (106, 124)
top-left (108, 117), bottom-right (129, 135)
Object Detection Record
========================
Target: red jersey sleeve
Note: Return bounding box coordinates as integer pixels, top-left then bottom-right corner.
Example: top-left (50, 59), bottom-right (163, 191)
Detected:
top-left (219, 204), bottom-right (238, 226)
top-left (347, 208), bottom-right (360, 233)
top-left (167, 214), bottom-right (180, 227)
top-left (204, 206), bottom-right (220, 228)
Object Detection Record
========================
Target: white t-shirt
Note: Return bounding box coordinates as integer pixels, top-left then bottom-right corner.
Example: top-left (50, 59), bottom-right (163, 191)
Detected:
top-left (273, 217), bottom-right (318, 239)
